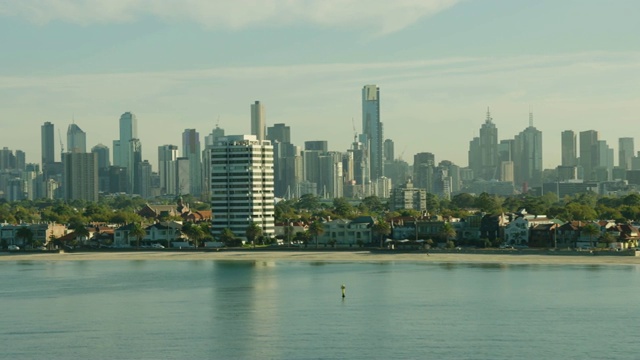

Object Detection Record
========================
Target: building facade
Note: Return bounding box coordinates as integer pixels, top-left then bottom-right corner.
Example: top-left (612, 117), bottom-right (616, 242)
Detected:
top-left (210, 135), bottom-right (275, 239)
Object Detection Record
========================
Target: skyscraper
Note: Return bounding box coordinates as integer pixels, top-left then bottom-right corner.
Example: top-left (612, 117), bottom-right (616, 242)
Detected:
top-left (41, 122), bottom-right (55, 167)
top-left (128, 139), bottom-right (142, 195)
top-left (91, 144), bottom-right (111, 170)
top-left (304, 141), bottom-right (328, 152)
top-left (561, 130), bottom-right (577, 166)
top-left (478, 109), bottom-right (499, 180)
top-left (362, 85), bottom-right (383, 180)
top-left (116, 112), bottom-right (138, 167)
top-left (63, 152), bottom-right (98, 202)
top-left (158, 144), bottom-right (178, 195)
top-left (250, 101), bottom-right (265, 141)
top-left (383, 139), bottom-right (394, 162)
top-left (579, 130), bottom-right (599, 181)
top-left (210, 135), bottom-right (275, 239)
top-left (619, 137), bottom-right (634, 170)
top-left (514, 113), bottom-right (543, 188)
top-left (413, 152), bottom-right (435, 191)
top-left (205, 125), bottom-right (225, 148)
top-left (182, 129), bottom-right (202, 196)
top-left (67, 123), bottom-right (86, 153)
top-left (267, 123), bottom-right (291, 144)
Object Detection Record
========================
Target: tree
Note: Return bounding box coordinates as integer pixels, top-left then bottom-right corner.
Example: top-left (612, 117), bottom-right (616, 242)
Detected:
top-left (600, 232), bottom-right (616, 249)
top-left (129, 223), bottom-right (146, 249)
top-left (219, 228), bottom-right (236, 245)
top-left (245, 222), bottom-right (263, 248)
top-left (581, 223), bottom-right (600, 248)
top-left (451, 193), bottom-right (476, 209)
top-left (475, 192), bottom-right (499, 214)
top-left (372, 219), bottom-right (391, 247)
top-left (308, 221), bottom-right (325, 248)
top-left (73, 226), bottom-right (90, 247)
top-left (333, 197), bottom-right (355, 219)
top-left (16, 226), bottom-right (33, 251)
top-left (183, 223), bottom-right (205, 248)
top-left (440, 222), bottom-right (456, 243)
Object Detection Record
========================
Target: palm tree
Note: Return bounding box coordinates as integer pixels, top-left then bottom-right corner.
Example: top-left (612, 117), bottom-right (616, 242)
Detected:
top-left (372, 219), bottom-right (391, 248)
top-left (16, 226), bottom-right (33, 251)
top-left (129, 223), bottom-right (146, 249)
top-left (440, 222), bottom-right (456, 244)
top-left (73, 226), bottom-right (90, 247)
top-left (581, 223), bottom-right (600, 248)
top-left (245, 222), bottom-right (263, 248)
top-left (600, 231), bottom-right (616, 249)
top-left (219, 228), bottom-right (236, 245)
top-left (308, 221), bottom-right (325, 248)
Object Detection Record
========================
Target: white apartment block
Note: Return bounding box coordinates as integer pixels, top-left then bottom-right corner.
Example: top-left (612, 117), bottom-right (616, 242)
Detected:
top-left (210, 135), bottom-right (275, 239)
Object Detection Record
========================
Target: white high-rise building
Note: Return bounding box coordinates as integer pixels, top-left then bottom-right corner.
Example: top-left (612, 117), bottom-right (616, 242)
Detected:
top-left (210, 135), bottom-right (274, 239)
top-left (158, 145), bottom-right (178, 195)
top-left (250, 101), bottom-right (265, 141)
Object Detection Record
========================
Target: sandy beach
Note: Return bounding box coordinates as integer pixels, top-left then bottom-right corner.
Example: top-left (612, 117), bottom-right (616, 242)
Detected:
top-left (2, 249), bottom-right (640, 265)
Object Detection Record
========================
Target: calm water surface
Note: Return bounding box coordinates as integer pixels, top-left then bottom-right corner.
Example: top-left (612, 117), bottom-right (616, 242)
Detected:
top-left (1, 260), bottom-right (639, 359)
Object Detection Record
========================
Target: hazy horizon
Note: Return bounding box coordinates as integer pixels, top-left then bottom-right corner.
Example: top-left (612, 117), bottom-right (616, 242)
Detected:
top-left (1, 0), bottom-right (638, 169)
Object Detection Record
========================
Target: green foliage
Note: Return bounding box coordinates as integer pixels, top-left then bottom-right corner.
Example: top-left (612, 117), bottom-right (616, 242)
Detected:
top-left (332, 197), bottom-right (355, 219)
top-left (308, 221), bottom-right (325, 248)
top-left (295, 194), bottom-right (321, 212)
top-left (245, 222), bottom-right (263, 246)
top-left (451, 193), bottom-right (476, 209)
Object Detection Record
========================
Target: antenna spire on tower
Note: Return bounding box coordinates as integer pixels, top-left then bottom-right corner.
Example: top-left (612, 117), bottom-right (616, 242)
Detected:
top-left (485, 107), bottom-right (492, 123)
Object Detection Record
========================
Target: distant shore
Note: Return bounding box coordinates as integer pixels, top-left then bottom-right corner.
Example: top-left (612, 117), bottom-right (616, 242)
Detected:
top-left (2, 249), bottom-right (640, 265)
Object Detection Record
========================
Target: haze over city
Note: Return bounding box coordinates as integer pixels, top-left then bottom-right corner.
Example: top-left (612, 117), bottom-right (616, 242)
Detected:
top-left (0, 0), bottom-right (638, 169)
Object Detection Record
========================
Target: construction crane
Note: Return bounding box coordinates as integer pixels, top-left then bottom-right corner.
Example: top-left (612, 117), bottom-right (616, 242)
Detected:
top-left (58, 129), bottom-right (65, 158)
top-left (351, 117), bottom-right (357, 144)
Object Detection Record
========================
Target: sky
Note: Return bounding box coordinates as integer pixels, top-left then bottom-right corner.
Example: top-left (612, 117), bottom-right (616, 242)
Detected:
top-left (0, 0), bottom-right (638, 170)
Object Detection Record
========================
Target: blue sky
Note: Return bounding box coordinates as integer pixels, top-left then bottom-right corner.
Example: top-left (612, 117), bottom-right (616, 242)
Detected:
top-left (0, 0), bottom-right (638, 169)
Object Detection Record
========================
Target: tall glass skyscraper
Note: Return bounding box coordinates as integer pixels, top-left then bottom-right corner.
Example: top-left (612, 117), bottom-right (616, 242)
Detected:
top-left (67, 123), bottom-right (86, 153)
top-left (41, 121), bottom-right (55, 167)
top-left (362, 85), bottom-right (383, 181)
top-left (182, 129), bottom-right (202, 196)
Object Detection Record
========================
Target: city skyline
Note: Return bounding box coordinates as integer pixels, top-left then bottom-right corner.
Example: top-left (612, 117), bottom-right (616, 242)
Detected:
top-left (0, 0), bottom-right (638, 169)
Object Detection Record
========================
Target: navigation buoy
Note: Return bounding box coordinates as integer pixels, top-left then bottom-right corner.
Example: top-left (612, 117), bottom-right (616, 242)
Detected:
top-left (341, 284), bottom-right (346, 298)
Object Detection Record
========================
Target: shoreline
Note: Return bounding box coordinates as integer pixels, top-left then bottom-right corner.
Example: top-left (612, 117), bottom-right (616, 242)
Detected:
top-left (2, 249), bottom-right (640, 265)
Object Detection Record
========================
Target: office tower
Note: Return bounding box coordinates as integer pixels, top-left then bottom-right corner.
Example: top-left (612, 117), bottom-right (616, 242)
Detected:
top-left (128, 139), bottom-right (142, 195)
top-left (14, 150), bottom-right (25, 171)
top-left (115, 112), bottom-right (138, 167)
top-left (304, 141), bottom-right (328, 152)
top-left (594, 140), bottom-right (614, 181)
top-left (468, 137), bottom-right (480, 178)
top-left (62, 152), bottom-right (98, 202)
top-left (579, 130), bottom-right (599, 181)
top-left (514, 113), bottom-right (543, 189)
top-left (176, 157), bottom-right (190, 195)
top-left (478, 109), bottom-right (499, 180)
top-left (318, 152), bottom-right (344, 198)
top-left (158, 145), bottom-right (178, 195)
top-left (67, 123), bottom-right (87, 153)
top-left (210, 135), bottom-right (275, 239)
top-left (91, 144), bottom-right (110, 170)
top-left (498, 139), bottom-right (515, 183)
top-left (439, 160), bottom-right (461, 193)
top-left (205, 126), bottom-right (225, 148)
top-left (0, 147), bottom-right (14, 170)
top-left (267, 123), bottom-right (291, 144)
top-left (41, 122), bottom-right (55, 167)
top-left (250, 101), bottom-right (266, 141)
top-left (182, 129), bottom-right (202, 196)
top-left (413, 152), bottom-right (435, 191)
top-left (561, 130), bottom-right (577, 166)
top-left (362, 85), bottom-right (383, 180)
top-left (383, 139), bottom-right (394, 162)
top-left (619, 137), bottom-right (634, 170)
top-left (139, 160), bottom-right (152, 199)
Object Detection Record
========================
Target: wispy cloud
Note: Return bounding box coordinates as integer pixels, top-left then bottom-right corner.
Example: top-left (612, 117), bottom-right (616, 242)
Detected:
top-left (0, 0), bottom-right (459, 34)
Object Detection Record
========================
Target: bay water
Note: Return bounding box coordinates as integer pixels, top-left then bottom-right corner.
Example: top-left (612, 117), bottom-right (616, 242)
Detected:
top-left (2, 260), bottom-right (639, 359)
